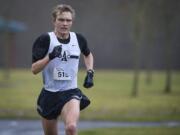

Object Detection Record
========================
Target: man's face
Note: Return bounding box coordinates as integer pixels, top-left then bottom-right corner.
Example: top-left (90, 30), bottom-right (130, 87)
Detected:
top-left (54, 11), bottom-right (73, 35)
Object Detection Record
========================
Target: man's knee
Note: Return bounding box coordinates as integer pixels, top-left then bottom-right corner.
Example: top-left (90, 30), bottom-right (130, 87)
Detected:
top-left (65, 123), bottom-right (77, 135)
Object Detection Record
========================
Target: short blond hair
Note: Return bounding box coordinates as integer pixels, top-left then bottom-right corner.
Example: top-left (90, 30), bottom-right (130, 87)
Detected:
top-left (52, 4), bottom-right (75, 21)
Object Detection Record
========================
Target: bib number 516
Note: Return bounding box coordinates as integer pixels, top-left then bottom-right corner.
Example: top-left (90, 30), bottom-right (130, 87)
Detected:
top-left (58, 71), bottom-right (65, 77)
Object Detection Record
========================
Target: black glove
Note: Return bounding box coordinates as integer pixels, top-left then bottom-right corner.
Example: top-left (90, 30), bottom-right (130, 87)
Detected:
top-left (49, 46), bottom-right (62, 60)
top-left (83, 69), bottom-right (94, 88)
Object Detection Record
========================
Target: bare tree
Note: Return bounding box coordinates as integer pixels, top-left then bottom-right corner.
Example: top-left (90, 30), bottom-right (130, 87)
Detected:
top-left (132, 0), bottom-right (146, 96)
top-left (161, 0), bottom-right (179, 93)
top-left (143, 1), bottom-right (156, 85)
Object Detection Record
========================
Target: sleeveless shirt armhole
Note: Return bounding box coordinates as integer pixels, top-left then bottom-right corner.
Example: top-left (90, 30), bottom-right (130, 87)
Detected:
top-left (76, 33), bottom-right (90, 56)
top-left (32, 33), bottom-right (50, 63)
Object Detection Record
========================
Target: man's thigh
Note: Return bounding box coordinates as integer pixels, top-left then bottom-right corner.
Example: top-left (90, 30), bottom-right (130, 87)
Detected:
top-left (61, 99), bottom-right (80, 124)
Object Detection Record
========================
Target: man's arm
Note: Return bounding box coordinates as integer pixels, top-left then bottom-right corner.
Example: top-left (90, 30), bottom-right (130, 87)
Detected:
top-left (83, 52), bottom-right (94, 71)
top-left (31, 45), bottom-right (62, 75)
top-left (32, 34), bottom-right (50, 74)
top-left (83, 52), bottom-right (94, 88)
top-left (31, 55), bottom-right (50, 75)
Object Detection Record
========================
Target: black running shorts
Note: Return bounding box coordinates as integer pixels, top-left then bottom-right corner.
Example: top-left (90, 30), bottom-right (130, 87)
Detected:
top-left (37, 88), bottom-right (90, 120)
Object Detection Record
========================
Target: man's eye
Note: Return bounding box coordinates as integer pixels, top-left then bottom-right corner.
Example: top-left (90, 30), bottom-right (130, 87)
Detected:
top-left (66, 19), bottom-right (72, 22)
top-left (58, 19), bottom-right (72, 22)
top-left (58, 19), bottom-right (65, 21)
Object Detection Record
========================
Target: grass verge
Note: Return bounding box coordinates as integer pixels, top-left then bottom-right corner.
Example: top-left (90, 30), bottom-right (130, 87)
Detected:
top-left (0, 69), bottom-right (180, 121)
top-left (79, 127), bottom-right (180, 135)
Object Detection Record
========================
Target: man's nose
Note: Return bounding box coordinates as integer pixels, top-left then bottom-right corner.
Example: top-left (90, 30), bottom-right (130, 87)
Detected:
top-left (64, 20), bottom-right (68, 25)
top-left (62, 21), bottom-right (68, 26)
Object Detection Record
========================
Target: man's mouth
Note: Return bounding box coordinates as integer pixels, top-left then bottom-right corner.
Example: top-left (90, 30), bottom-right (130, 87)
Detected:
top-left (61, 27), bottom-right (68, 30)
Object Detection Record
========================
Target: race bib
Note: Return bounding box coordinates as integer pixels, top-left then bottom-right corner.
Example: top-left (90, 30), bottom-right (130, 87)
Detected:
top-left (53, 68), bottom-right (71, 80)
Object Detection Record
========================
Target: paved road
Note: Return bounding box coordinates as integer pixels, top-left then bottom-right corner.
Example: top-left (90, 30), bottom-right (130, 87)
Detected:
top-left (0, 120), bottom-right (180, 135)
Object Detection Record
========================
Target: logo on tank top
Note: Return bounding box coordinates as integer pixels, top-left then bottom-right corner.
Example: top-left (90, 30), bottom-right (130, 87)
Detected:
top-left (61, 50), bottom-right (70, 62)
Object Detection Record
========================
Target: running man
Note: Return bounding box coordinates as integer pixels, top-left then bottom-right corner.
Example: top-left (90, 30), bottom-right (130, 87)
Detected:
top-left (31, 4), bottom-right (94, 135)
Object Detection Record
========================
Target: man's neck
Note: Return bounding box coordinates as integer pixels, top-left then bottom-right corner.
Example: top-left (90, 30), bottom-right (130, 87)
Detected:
top-left (54, 31), bottom-right (69, 39)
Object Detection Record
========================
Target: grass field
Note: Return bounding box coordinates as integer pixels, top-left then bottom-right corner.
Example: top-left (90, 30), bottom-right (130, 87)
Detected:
top-left (79, 127), bottom-right (180, 135)
top-left (0, 69), bottom-right (180, 121)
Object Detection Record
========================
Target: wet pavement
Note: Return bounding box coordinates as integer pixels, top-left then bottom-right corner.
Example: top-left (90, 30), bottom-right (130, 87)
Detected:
top-left (0, 120), bottom-right (180, 135)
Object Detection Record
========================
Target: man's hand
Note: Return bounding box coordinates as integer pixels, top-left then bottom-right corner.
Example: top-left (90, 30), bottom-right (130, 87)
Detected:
top-left (49, 46), bottom-right (62, 60)
top-left (83, 69), bottom-right (94, 88)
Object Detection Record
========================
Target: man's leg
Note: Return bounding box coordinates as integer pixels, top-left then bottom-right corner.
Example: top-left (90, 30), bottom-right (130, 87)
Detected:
top-left (42, 118), bottom-right (58, 135)
top-left (61, 99), bottom-right (80, 135)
